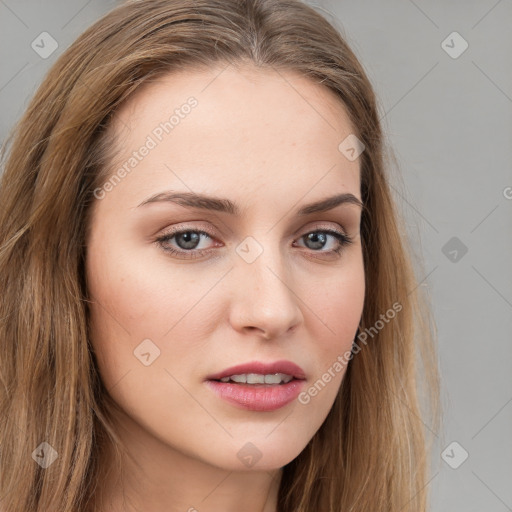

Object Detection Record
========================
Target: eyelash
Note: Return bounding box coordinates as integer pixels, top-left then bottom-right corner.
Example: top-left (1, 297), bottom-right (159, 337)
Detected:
top-left (154, 226), bottom-right (353, 260)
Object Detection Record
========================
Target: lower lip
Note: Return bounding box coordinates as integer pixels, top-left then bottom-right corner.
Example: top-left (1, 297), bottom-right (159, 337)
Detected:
top-left (205, 379), bottom-right (306, 411)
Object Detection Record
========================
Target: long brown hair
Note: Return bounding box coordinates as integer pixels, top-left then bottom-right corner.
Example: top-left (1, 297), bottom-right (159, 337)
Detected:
top-left (0, 1), bottom-right (440, 510)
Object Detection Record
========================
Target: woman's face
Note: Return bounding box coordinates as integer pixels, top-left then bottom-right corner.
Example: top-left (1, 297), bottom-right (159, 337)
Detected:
top-left (86, 64), bottom-right (365, 472)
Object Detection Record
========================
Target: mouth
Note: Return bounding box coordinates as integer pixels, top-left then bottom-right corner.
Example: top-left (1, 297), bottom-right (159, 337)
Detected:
top-left (204, 360), bottom-right (307, 411)
top-left (211, 372), bottom-right (298, 385)
top-left (205, 359), bottom-right (306, 382)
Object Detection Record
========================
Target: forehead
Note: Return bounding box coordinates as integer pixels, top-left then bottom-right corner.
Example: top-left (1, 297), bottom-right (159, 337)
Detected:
top-left (103, 64), bottom-right (361, 210)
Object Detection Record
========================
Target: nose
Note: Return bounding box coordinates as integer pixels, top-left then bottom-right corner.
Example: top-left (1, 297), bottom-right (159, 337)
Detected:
top-left (228, 243), bottom-right (304, 340)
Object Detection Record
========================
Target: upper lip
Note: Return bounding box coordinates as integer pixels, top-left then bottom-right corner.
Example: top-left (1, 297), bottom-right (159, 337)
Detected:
top-left (206, 360), bottom-right (306, 381)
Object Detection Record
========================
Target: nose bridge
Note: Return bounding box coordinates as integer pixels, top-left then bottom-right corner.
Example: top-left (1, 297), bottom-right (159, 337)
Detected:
top-left (235, 233), bottom-right (288, 294)
top-left (229, 233), bottom-right (303, 337)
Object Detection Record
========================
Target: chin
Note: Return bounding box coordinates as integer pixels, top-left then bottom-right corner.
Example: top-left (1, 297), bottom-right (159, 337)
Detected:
top-left (208, 436), bottom-right (309, 472)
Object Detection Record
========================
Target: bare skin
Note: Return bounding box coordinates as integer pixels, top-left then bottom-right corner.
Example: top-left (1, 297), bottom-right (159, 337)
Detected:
top-left (85, 62), bottom-right (365, 512)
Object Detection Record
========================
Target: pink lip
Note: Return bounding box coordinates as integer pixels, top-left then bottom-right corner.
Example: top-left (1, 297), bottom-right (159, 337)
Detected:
top-left (204, 360), bottom-right (307, 412)
top-left (205, 360), bottom-right (306, 381)
top-left (205, 379), bottom-right (306, 411)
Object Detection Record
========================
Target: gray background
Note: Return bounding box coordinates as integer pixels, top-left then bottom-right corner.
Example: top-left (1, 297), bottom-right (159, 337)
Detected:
top-left (1, 0), bottom-right (511, 510)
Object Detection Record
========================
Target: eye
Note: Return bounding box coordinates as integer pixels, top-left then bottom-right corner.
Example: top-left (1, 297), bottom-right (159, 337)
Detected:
top-left (293, 229), bottom-right (353, 256)
top-left (156, 228), bottom-right (217, 259)
top-left (155, 227), bottom-right (354, 260)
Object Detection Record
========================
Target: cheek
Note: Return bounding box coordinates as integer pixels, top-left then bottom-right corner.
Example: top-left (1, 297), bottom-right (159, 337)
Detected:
top-left (310, 255), bottom-right (365, 348)
top-left (300, 255), bottom-right (365, 400)
top-left (85, 233), bottom-right (221, 390)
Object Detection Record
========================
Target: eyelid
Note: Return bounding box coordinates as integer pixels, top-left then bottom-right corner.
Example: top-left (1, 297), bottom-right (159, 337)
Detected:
top-left (154, 221), bottom-right (353, 261)
top-left (157, 220), bottom-right (351, 242)
top-left (300, 221), bottom-right (349, 235)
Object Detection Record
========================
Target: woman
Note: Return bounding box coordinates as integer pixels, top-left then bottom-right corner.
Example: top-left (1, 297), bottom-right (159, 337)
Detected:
top-left (0, 0), bottom-right (440, 510)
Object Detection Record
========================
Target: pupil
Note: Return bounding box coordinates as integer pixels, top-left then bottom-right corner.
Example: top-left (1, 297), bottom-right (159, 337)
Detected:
top-left (176, 232), bottom-right (200, 249)
top-left (174, 231), bottom-right (328, 251)
top-left (305, 232), bottom-right (326, 250)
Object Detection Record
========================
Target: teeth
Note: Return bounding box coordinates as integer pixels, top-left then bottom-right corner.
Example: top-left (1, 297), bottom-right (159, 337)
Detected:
top-left (264, 374), bottom-right (283, 384)
top-left (218, 373), bottom-right (294, 384)
top-left (247, 373), bottom-right (265, 384)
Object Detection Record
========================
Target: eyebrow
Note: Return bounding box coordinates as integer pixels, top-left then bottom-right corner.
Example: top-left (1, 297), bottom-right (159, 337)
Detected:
top-left (136, 190), bottom-right (363, 215)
